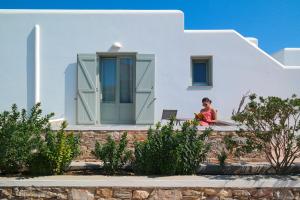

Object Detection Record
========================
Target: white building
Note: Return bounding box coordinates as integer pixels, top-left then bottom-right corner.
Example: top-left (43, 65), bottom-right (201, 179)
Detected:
top-left (0, 10), bottom-right (299, 125)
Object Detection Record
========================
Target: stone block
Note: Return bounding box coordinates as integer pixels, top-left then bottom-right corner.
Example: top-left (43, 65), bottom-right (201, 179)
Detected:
top-left (218, 189), bottom-right (232, 198)
top-left (232, 189), bottom-right (251, 197)
top-left (182, 189), bottom-right (203, 197)
top-left (148, 189), bottom-right (182, 200)
top-left (113, 188), bottom-right (132, 199)
top-left (70, 189), bottom-right (94, 200)
top-left (0, 189), bottom-right (12, 198)
top-left (274, 190), bottom-right (294, 200)
top-left (132, 190), bottom-right (150, 199)
top-left (96, 188), bottom-right (113, 198)
top-left (204, 188), bottom-right (219, 196)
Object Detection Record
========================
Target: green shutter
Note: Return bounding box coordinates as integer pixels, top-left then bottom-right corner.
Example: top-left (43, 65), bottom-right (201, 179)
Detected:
top-left (77, 54), bottom-right (97, 124)
top-left (135, 54), bottom-right (155, 124)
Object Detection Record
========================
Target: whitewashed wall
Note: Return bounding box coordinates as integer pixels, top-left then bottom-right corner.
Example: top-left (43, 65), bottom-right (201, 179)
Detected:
top-left (272, 48), bottom-right (300, 66)
top-left (0, 10), bottom-right (299, 124)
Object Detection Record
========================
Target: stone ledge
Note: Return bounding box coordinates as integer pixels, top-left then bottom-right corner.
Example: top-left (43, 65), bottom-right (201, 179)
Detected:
top-left (0, 175), bottom-right (300, 188)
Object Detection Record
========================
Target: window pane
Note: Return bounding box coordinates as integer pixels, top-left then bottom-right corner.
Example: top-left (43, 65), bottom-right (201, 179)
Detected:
top-left (101, 58), bottom-right (116, 102)
top-left (120, 58), bottom-right (133, 103)
top-left (193, 62), bottom-right (207, 85)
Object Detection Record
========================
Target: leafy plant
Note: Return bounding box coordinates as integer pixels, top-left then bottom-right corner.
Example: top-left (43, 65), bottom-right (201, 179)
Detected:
top-left (176, 121), bottom-right (211, 174)
top-left (29, 121), bottom-right (80, 175)
top-left (0, 103), bottom-right (53, 174)
top-left (232, 94), bottom-right (300, 174)
top-left (134, 121), bottom-right (178, 175)
top-left (217, 150), bottom-right (227, 167)
top-left (93, 132), bottom-right (132, 175)
top-left (134, 118), bottom-right (211, 175)
top-left (28, 153), bottom-right (52, 176)
top-left (224, 134), bottom-right (238, 154)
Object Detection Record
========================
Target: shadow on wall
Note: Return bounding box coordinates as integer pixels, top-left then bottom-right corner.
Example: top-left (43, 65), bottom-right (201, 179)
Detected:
top-left (26, 28), bottom-right (35, 111)
top-left (65, 63), bottom-right (77, 125)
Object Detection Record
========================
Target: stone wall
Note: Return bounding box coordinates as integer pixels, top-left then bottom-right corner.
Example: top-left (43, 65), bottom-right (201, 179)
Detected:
top-left (71, 130), bottom-right (265, 163)
top-left (1, 187), bottom-right (299, 199)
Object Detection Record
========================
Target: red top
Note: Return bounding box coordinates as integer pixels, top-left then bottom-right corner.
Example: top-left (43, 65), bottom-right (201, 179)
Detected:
top-left (199, 109), bottom-right (215, 126)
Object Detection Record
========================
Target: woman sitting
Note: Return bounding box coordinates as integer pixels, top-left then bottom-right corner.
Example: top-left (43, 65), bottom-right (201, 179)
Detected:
top-left (195, 97), bottom-right (217, 126)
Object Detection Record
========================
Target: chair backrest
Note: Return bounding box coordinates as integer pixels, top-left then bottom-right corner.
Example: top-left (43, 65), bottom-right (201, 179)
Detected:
top-left (161, 110), bottom-right (177, 120)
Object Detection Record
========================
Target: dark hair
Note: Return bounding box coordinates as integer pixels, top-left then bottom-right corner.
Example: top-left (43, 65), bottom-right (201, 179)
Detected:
top-left (202, 97), bottom-right (212, 104)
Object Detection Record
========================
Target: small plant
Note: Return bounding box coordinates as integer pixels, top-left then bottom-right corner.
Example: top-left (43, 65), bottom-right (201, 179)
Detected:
top-left (176, 121), bottom-right (211, 174)
top-left (232, 94), bottom-right (300, 174)
top-left (224, 134), bottom-right (238, 154)
top-left (93, 132), bottom-right (132, 175)
top-left (133, 118), bottom-right (211, 175)
top-left (134, 121), bottom-right (178, 175)
top-left (29, 121), bottom-right (80, 175)
top-left (217, 149), bottom-right (227, 167)
top-left (0, 103), bottom-right (53, 174)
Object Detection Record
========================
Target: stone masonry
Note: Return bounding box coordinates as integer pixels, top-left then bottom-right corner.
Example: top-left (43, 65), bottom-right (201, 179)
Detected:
top-left (70, 130), bottom-right (265, 163)
top-left (1, 187), bottom-right (299, 200)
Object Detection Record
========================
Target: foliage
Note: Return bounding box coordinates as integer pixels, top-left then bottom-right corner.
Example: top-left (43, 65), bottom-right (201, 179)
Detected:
top-left (217, 150), bottom-right (227, 167)
top-left (93, 132), bottom-right (132, 175)
top-left (0, 103), bottom-right (54, 174)
top-left (28, 153), bottom-right (53, 176)
top-left (224, 134), bottom-right (238, 154)
top-left (232, 94), bottom-right (300, 174)
top-left (176, 120), bottom-right (211, 174)
top-left (29, 121), bottom-right (80, 175)
top-left (133, 118), bottom-right (211, 175)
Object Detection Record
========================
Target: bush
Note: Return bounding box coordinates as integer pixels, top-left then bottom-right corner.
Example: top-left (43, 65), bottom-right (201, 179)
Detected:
top-left (217, 150), bottom-right (227, 167)
top-left (29, 121), bottom-right (80, 175)
top-left (0, 103), bottom-right (54, 174)
top-left (224, 134), bottom-right (238, 154)
top-left (28, 153), bottom-right (53, 176)
top-left (93, 132), bottom-right (132, 175)
top-left (232, 94), bottom-right (300, 174)
top-left (134, 119), bottom-right (211, 175)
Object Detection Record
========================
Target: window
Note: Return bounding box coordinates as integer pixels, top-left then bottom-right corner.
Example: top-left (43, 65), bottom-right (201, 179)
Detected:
top-left (191, 57), bottom-right (212, 86)
top-left (101, 58), bottom-right (117, 102)
top-left (119, 57), bottom-right (133, 103)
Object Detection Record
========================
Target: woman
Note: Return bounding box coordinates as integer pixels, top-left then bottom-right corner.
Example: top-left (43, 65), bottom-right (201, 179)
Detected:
top-left (195, 97), bottom-right (217, 126)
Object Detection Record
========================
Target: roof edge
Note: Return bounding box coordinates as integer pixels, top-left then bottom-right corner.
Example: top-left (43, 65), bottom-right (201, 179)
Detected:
top-left (184, 29), bottom-right (236, 33)
top-left (0, 9), bottom-right (184, 14)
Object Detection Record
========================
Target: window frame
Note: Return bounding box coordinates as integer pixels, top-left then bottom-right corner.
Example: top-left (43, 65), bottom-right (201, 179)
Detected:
top-left (190, 56), bottom-right (213, 87)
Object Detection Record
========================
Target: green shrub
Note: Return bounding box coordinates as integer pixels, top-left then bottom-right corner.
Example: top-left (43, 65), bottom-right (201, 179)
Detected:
top-left (93, 132), bottom-right (132, 175)
top-left (0, 103), bottom-right (53, 174)
top-left (232, 94), bottom-right (300, 174)
top-left (175, 121), bottom-right (211, 174)
top-left (28, 153), bottom-right (52, 176)
top-left (134, 119), bottom-right (211, 175)
top-left (224, 134), bottom-right (238, 153)
top-left (217, 150), bottom-right (227, 167)
top-left (29, 121), bottom-right (80, 175)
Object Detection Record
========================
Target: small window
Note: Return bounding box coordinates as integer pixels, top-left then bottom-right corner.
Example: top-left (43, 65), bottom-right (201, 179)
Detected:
top-left (191, 57), bottom-right (212, 86)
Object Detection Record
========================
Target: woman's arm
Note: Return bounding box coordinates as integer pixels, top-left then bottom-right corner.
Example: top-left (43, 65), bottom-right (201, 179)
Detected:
top-left (211, 109), bottom-right (218, 122)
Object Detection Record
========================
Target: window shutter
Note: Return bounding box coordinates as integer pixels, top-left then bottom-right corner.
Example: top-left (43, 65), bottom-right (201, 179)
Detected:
top-left (77, 54), bottom-right (97, 124)
top-left (135, 54), bottom-right (155, 124)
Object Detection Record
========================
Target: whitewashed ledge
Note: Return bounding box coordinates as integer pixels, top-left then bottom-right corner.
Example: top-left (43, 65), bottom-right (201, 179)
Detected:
top-left (0, 175), bottom-right (299, 188)
top-left (51, 124), bottom-right (239, 132)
